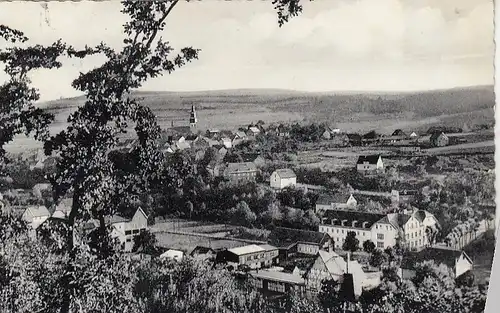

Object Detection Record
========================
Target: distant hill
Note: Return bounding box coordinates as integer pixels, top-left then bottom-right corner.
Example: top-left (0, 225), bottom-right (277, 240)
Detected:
top-left (40, 85), bottom-right (494, 132)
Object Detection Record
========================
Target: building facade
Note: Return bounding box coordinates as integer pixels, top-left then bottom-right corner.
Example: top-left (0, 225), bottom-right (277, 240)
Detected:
top-left (315, 193), bottom-right (358, 213)
top-left (223, 162), bottom-right (258, 183)
top-left (109, 208), bottom-right (149, 252)
top-left (218, 244), bottom-right (279, 269)
top-left (318, 209), bottom-right (440, 251)
top-left (268, 227), bottom-right (335, 259)
top-left (270, 169), bottom-right (297, 190)
top-left (356, 155), bottom-right (384, 173)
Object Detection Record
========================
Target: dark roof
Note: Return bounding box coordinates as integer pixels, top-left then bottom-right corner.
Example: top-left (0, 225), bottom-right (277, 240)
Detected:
top-left (347, 133), bottom-right (362, 140)
top-left (224, 153), bottom-right (262, 163)
top-left (392, 129), bottom-right (407, 136)
top-left (190, 246), bottom-right (216, 256)
top-left (356, 155), bottom-right (381, 165)
top-left (317, 193), bottom-right (353, 205)
top-left (321, 210), bottom-right (386, 229)
top-left (363, 131), bottom-right (378, 139)
top-left (430, 132), bottom-right (447, 141)
top-left (339, 273), bottom-right (356, 302)
top-left (401, 247), bottom-right (470, 270)
top-left (268, 227), bottom-right (329, 248)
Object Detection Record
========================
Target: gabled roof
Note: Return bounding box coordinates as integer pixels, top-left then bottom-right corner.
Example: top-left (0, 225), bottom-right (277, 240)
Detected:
top-left (318, 250), bottom-right (346, 275)
top-left (273, 169), bottom-right (296, 179)
top-left (53, 198), bottom-right (73, 214)
top-left (356, 155), bottom-right (381, 165)
top-left (25, 205), bottom-right (50, 218)
top-left (321, 210), bottom-right (386, 229)
top-left (248, 126), bottom-right (260, 133)
top-left (235, 131), bottom-right (247, 138)
top-left (250, 270), bottom-right (305, 285)
top-left (430, 132), bottom-right (447, 141)
top-left (225, 162), bottom-right (257, 174)
top-left (268, 227), bottom-right (330, 248)
top-left (401, 247), bottom-right (472, 271)
top-left (392, 129), bottom-right (407, 137)
top-left (190, 246), bottom-right (216, 256)
top-left (316, 193), bottom-right (355, 205)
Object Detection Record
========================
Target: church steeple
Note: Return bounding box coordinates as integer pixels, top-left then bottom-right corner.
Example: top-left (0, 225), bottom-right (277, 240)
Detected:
top-left (189, 105), bottom-right (197, 132)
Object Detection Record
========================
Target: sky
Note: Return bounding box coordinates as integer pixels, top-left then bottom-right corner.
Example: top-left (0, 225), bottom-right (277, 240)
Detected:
top-left (0, 0), bottom-right (495, 101)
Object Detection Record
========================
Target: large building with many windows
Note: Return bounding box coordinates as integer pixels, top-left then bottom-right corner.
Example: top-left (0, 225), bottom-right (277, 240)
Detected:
top-left (318, 208), bottom-right (439, 251)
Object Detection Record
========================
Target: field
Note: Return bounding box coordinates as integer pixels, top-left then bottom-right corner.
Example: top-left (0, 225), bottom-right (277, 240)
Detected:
top-left (151, 218), bottom-right (260, 253)
top-left (4, 85), bottom-right (494, 154)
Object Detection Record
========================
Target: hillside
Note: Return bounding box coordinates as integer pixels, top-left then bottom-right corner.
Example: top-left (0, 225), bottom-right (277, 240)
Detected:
top-left (5, 85), bottom-right (494, 154)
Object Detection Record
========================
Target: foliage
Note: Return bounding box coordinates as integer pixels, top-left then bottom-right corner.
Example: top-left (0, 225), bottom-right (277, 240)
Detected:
top-left (342, 231), bottom-right (360, 252)
top-left (230, 201), bottom-right (257, 227)
top-left (133, 229), bottom-right (160, 255)
top-left (363, 240), bottom-right (375, 253)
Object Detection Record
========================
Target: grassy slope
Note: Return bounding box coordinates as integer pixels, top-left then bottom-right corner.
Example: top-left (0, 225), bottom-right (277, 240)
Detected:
top-left (5, 85), bottom-right (494, 153)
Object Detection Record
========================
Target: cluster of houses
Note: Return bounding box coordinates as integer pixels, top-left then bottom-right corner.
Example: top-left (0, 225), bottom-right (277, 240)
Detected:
top-left (1, 193), bottom-right (149, 252)
top-left (202, 224), bottom-right (473, 299)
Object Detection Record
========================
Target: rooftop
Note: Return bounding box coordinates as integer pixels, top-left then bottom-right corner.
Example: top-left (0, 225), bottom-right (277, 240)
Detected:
top-left (401, 247), bottom-right (471, 270)
top-left (321, 210), bottom-right (386, 229)
top-left (228, 244), bottom-right (265, 256)
top-left (269, 227), bottom-right (329, 248)
top-left (250, 270), bottom-right (305, 285)
top-left (356, 155), bottom-right (381, 165)
top-left (317, 193), bottom-right (354, 205)
top-left (273, 168), bottom-right (296, 179)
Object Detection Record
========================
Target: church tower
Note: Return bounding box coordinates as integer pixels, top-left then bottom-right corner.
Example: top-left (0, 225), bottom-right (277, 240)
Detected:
top-left (189, 105), bottom-right (197, 132)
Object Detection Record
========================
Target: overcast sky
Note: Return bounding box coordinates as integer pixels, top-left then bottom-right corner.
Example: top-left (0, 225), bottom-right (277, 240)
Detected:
top-left (0, 0), bottom-right (494, 101)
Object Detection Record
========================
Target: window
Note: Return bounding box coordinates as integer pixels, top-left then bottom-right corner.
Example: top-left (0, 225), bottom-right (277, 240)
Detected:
top-left (377, 242), bottom-right (384, 248)
top-left (342, 230), bottom-right (344, 234)
top-left (252, 279), bottom-right (263, 289)
top-left (377, 233), bottom-right (384, 240)
top-left (337, 229), bottom-right (339, 233)
top-left (268, 282), bottom-right (285, 293)
top-left (247, 256), bottom-right (252, 261)
top-left (254, 255), bottom-right (258, 260)
top-left (125, 230), bottom-right (132, 235)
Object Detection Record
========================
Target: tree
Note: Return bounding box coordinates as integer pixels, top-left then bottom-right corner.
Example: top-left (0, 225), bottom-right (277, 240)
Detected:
top-left (230, 201), bottom-right (256, 227)
top-left (342, 231), bottom-right (359, 252)
top-left (369, 249), bottom-right (388, 270)
top-left (132, 229), bottom-right (159, 255)
top-left (318, 278), bottom-right (342, 311)
top-left (363, 240), bottom-right (376, 253)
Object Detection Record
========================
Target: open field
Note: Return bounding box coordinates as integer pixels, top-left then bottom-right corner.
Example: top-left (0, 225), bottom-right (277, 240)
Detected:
top-left (424, 140), bottom-right (495, 155)
top-left (4, 85), bottom-right (494, 154)
top-left (154, 232), bottom-right (251, 252)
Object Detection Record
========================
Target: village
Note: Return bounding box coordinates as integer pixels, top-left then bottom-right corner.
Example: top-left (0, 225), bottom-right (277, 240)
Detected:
top-left (1, 103), bottom-right (495, 303)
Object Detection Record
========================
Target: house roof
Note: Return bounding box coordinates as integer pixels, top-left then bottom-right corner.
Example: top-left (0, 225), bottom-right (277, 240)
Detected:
top-left (321, 210), bottom-right (386, 229)
top-left (250, 270), bottom-right (305, 285)
top-left (169, 126), bottom-right (192, 134)
top-left (248, 126), bottom-right (260, 133)
top-left (401, 247), bottom-right (471, 270)
top-left (392, 129), bottom-right (407, 137)
top-left (235, 131), bottom-right (247, 138)
top-left (273, 169), bottom-right (296, 179)
top-left (53, 198), bottom-right (72, 214)
top-left (106, 215), bottom-right (130, 224)
top-left (356, 155), bottom-right (381, 165)
top-left (225, 162), bottom-right (257, 173)
top-left (190, 246), bottom-right (216, 256)
top-left (228, 244), bottom-right (265, 256)
top-left (318, 250), bottom-right (346, 275)
top-left (25, 205), bottom-right (50, 218)
top-left (268, 227), bottom-right (329, 248)
top-left (430, 132), bottom-right (447, 141)
top-left (316, 193), bottom-right (354, 205)
top-left (259, 244), bottom-right (278, 251)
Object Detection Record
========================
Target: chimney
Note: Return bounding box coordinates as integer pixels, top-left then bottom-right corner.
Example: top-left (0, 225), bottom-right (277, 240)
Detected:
top-left (346, 252), bottom-right (351, 274)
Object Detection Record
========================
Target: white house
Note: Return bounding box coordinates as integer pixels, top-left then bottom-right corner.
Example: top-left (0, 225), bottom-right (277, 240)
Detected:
top-left (22, 205), bottom-right (50, 229)
top-left (160, 249), bottom-right (184, 261)
top-left (220, 137), bottom-right (232, 149)
top-left (270, 169), bottom-right (297, 190)
top-left (51, 198), bottom-right (73, 219)
top-left (318, 208), bottom-right (440, 251)
top-left (356, 155), bottom-right (384, 173)
top-left (108, 208), bottom-right (149, 252)
top-left (400, 247), bottom-right (473, 279)
top-left (315, 194), bottom-right (357, 213)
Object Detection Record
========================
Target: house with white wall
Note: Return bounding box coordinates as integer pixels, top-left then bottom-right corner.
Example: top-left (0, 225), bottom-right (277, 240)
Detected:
top-left (400, 246), bottom-right (473, 279)
top-left (22, 205), bottom-right (50, 229)
top-left (318, 208), bottom-right (439, 251)
top-left (315, 193), bottom-right (357, 213)
top-left (107, 208), bottom-right (148, 252)
top-left (356, 155), bottom-right (384, 173)
top-left (270, 169), bottom-right (297, 190)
